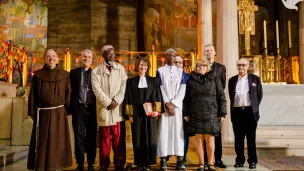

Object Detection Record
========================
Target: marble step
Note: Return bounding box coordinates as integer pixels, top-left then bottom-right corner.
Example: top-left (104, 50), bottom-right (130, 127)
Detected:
top-left (0, 145), bottom-right (5, 151)
top-left (257, 125), bottom-right (304, 137)
top-left (223, 144), bottom-right (304, 156)
top-left (256, 137), bottom-right (304, 147)
top-left (0, 146), bottom-right (29, 167)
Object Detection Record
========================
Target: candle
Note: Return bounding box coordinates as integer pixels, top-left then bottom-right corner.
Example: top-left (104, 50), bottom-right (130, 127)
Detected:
top-left (288, 20), bottom-right (292, 48)
top-left (152, 44), bottom-right (155, 50)
top-left (263, 20), bottom-right (267, 48)
top-left (276, 21), bottom-right (280, 48)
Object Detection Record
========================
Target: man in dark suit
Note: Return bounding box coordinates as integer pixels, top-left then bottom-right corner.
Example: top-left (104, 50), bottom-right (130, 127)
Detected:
top-left (228, 58), bottom-right (263, 169)
top-left (204, 44), bottom-right (227, 168)
top-left (69, 49), bottom-right (97, 171)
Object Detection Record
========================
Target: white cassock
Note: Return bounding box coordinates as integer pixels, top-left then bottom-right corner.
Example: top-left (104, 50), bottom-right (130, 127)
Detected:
top-left (156, 64), bottom-right (187, 157)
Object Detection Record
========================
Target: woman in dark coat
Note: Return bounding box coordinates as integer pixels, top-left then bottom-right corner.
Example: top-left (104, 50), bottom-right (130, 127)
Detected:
top-left (183, 59), bottom-right (227, 171)
top-left (125, 58), bottom-right (162, 171)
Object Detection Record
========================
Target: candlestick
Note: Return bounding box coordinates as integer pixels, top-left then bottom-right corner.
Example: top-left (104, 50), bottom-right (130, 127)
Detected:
top-left (276, 21), bottom-right (279, 48)
top-left (288, 20), bottom-right (292, 48)
top-left (263, 20), bottom-right (267, 48)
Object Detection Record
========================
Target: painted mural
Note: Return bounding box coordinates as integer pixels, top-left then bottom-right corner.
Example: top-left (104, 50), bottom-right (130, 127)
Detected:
top-left (0, 0), bottom-right (47, 85)
top-left (144, 0), bottom-right (217, 52)
top-left (144, 0), bottom-right (198, 52)
top-left (0, 0), bottom-right (48, 51)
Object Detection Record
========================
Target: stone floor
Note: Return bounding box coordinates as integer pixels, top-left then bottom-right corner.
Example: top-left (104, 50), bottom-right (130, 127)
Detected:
top-left (0, 147), bottom-right (271, 171)
top-left (0, 155), bottom-right (271, 171)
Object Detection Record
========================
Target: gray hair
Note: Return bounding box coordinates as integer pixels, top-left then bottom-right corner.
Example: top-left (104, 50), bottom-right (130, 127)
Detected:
top-left (204, 44), bottom-right (215, 52)
top-left (43, 48), bottom-right (58, 58)
top-left (237, 58), bottom-right (249, 65)
top-left (81, 49), bottom-right (93, 57)
top-left (204, 44), bottom-right (215, 48)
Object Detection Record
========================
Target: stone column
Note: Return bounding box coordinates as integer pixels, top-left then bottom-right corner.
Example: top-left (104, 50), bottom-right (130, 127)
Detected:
top-left (216, 0), bottom-right (239, 145)
top-left (299, 2), bottom-right (304, 84)
top-left (197, 0), bottom-right (213, 60)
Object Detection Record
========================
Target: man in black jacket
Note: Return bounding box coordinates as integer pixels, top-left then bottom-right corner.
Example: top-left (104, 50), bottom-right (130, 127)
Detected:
top-left (228, 58), bottom-right (263, 169)
top-left (204, 44), bottom-right (227, 168)
top-left (69, 49), bottom-right (97, 171)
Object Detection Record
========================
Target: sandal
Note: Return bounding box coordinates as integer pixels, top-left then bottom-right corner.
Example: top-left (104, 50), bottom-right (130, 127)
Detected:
top-left (197, 164), bottom-right (206, 171)
top-left (207, 164), bottom-right (217, 171)
top-left (144, 166), bottom-right (151, 171)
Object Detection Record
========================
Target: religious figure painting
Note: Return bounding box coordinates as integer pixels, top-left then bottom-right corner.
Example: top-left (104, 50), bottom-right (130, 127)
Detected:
top-left (144, 0), bottom-right (202, 51)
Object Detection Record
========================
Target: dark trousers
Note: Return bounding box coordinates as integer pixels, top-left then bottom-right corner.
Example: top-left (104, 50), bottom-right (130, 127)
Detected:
top-left (204, 133), bottom-right (222, 163)
top-left (99, 121), bottom-right (126, 169)
top-left (72, 104), bottom-right (97, 166)
top-left (232, 107), bottom-right (258, 164)
top-left (184, 120), bottom-right (189, 160)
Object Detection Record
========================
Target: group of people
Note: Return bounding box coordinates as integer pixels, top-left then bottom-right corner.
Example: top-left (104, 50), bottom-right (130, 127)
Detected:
top-left (27, 44), bottom-right (263, 171)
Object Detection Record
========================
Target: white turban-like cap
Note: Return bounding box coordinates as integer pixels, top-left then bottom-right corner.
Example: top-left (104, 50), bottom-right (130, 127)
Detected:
top-left (102, 45), bottom-right (114, 53)
top-left (165, 48), bottom-right (176, 55)
top-left (175, 56), bottom-right (183, 61)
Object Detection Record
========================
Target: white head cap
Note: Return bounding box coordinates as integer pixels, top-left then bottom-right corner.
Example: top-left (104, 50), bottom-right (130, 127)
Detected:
top-left (175, 56), bottom-right (183, 62)
top-left (165, 48), bottom-right (176, 55)
top-left (102, 45), bottom-right (114, 53)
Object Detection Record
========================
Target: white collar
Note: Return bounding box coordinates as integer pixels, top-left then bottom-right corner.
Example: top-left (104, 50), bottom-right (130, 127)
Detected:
top-left (238, 74), bottom-right (248, 80)
top-left (138, 76), bottom-right (148, 88)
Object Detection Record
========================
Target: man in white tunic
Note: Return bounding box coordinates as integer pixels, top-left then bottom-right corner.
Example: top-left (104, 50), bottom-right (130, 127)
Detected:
top-left (157, 48), bottom-right (187, 171)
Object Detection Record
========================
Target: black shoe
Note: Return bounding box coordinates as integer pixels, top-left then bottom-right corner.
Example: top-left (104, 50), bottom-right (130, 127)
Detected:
top-left (249, 163), bottom-right (256, 169)
top-left (137, 165), bottom-right (145, 171)
top-left (183, 160), bottom-right (188, 166)
top-left (160, 157), bottom-right (168, 170)
top-left (214, 160), bottom-right (227, 168)
top-left (144, 166), bottom-right (151, 171)
top-left (196, 164), bottom-right (206, 171)
top-left (125, 165), bottom-right (132, 171)
top-left (88, 165), bottom-right (94, 171)
top-left (115, 166), bottom-right (125, 171)
top-left (76, 165), bottom-right (84, 171)
top-left (207, 165), bottom-right (217, 171)
top-left (234, 163), bottom-right (244, 167)
top-left (176, 157), bottom-right (186, 170)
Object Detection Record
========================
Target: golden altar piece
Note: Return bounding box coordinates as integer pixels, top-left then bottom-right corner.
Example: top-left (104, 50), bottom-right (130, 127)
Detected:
top-left (237, 0), bottom-right (258, 56)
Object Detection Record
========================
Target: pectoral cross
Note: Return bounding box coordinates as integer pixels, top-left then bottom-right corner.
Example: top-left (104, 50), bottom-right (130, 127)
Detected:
top-left (237, 0), bottom-right (258, 55)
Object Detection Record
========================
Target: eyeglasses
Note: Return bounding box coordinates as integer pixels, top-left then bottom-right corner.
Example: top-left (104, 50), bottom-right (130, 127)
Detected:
top-left (197, 64), bottom-right (208, 67)
top-left (237, 64), bottom-right (247, 67)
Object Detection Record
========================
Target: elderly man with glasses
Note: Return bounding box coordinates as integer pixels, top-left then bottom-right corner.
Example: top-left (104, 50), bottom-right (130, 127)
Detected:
top-left (228, 58), bottom-right (263, 169)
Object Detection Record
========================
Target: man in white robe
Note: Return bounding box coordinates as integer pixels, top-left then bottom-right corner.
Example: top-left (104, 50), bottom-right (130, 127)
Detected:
top-left (157, 48), bottom-right (187, 171)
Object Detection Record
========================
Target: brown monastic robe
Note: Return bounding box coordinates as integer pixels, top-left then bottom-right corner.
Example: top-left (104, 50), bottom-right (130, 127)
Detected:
top-left (27, 64), bottom-right (72, 171)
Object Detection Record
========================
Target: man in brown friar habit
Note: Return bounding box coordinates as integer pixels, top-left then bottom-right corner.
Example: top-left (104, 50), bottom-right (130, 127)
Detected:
top-left (27, 48), bottom-right (72, 171)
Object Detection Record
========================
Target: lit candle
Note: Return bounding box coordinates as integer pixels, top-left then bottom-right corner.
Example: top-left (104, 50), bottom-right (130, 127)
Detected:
top-left (288, 20), bottom-right (292, 48)
top-left (152, 44), bottom-right (155, 50)
top-left (276, 21), bottom-right (280, 48)
top-left (263, 20), bottom-right (267, 48)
